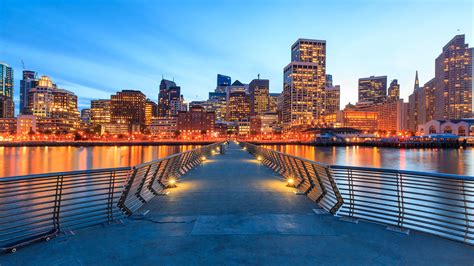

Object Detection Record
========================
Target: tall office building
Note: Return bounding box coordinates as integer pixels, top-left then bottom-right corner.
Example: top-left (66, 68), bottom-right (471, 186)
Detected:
top-left (388, 79), bottom-right (400, 102)
top-left (90, 99), bottom-right (111, 125)
top-left (111, 90), bottom-right (146, 127)
top-left (208, 92), bottom-right (227, 121)
top-left (326, 74), bottom-right (333, 87)
top-left (0, 62), bottom-right (14, 118)
top-left (27, 76), bottom-right (55, 117)
top-left (226, 90), bottom-right (250, 122)
top-left (408, 72), bottom-right (435, 131)
top-left (216, 74), bottom-right (231, 93)
top-left (249, 78), bottom-right (269, 116)
top-left (158, 79), bottom-right (182, 117)
top-left (20, 70), bottom-right (38, 114)
top-left (282, 39), bottom-right (326, 130)
top-left (268, 93), bottom-right (281, 113)
top-left (27, 76), bottom-right (80, 131)
top-left (177, 105), bottom-right (215, 133)
top-left (323, 85), bottom-right (340, 116)
top-left (145, 99), bottom-right (158, 126)
top-left (81, 109), bottom-right (91, 123)
top-left (433, 35), bottom-right (472, 120)
top-left (358, 76), bottom-right (387, 104)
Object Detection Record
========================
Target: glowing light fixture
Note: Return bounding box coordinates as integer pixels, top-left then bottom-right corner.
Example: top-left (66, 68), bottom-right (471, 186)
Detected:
top-left (287, 178), bottom-right (295, 187)
top-left (167, 178), bottom-right (177, 188)
top-left (201, 156), bottom-right (207, 161)
top-left (257, 156), bottom-right (262, 161)
top-left (243, 147), bottom-right (247, 150)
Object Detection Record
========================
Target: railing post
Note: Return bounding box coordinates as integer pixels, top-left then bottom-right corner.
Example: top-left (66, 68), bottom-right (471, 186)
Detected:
top-left (52, 174), bottom-right (64, 233)
top-left (312, 164), bottom-right (327, 203)
top-left (135, 165), bottom-right (152, 203)
top-left (117, 168), bottom-right (137, 216)
top-left (301, 162), bottom-right (315, 195)
top-left (147, 161), bottom-right (163, 195)
top-left (107, 170), bottom-right (116, 222)
top-left (326, 167), bottom-right (344, 214)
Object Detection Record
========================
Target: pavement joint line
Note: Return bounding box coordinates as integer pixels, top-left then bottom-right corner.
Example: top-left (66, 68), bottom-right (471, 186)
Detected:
top-left (339, 217), bottom-right (359, 224)
top-left (386, 226), bottom-right (410, 235)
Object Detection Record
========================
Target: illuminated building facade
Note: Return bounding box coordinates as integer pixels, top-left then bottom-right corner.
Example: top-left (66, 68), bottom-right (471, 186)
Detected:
top-left (28, 76), bottom-right (55, 117)
top-left (0, 62), bottom-right (14, 118)
top-left (90, 99), bottom-right (111, 125)
top-left (206, 92), bottom-right (227, 121)
top-left (216, 74), bottom-right (231, 93)
top-left (433, 35), bottom-right (473, 120)
top-left (150, 117), bottom-right (177, 137)
top-left (283, 39), bottom-right (326, 130)
top-left (81, 109), bottom-right (91, 123)
top-left (269, 93), bottom-right (280, 113)
top-left (336, 110), bottom-right (379, 132)
top-left (145, 99), bottom-right (158, 126)
top-left (358, 76), bottom-right (387, 104)
top-left (388, 79), bottom-right (400, 102)
top-left (177, 106), bottom-right (215, 133)
top-left (16, 115), bottom-right (36, 134)
top-left (249, 78), bottom-right (269, 116)
top-left (226, 90), bottom-right (250, 122)
top-left (323, 85), bottom-right (340, 116)
top-left (111, 90), bottom-right (146, 127)
top-left (158, 79), bottom-right (184, 117)
top-left (0, 118), bottom-right (16, 133)
top-left (20, 70), bottom-right (38, 115)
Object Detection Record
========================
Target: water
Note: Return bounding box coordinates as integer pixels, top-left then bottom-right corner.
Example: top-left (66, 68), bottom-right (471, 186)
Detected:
top-left (0, 145), bottom-right (199, 177)
top-left (263, 145), bottom-right (474, 176)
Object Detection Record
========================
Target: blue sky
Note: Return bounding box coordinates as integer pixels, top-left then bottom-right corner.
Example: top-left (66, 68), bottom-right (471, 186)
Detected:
top-left (1, 0), bottom-right (472, 111)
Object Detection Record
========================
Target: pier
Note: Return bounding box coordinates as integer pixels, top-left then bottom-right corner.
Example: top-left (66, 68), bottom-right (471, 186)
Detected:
top-left (1, 142), bottom-right (473, 265)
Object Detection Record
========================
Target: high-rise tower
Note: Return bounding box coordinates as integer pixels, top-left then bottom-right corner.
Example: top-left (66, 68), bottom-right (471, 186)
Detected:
top-left (282, 39), bottom-right (326, 130)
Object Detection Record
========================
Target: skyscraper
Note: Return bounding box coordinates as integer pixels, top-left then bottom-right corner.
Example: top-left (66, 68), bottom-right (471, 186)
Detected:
top-left (217, 74), bottom-right (231, 86)
top-left (145, 99), bottom-right (158, 126)
top-left (358, 76), bottom-right (387, 104)
top-left (226, 90), bottom-right (250, 122)
top-left (433, 35), bottom-right (473, 120)
top-left (20, 70), bottom-right (38, 114)
top-left (388, 79), bottom-right (400, 102)
top-left (0, 62), bottom-right (14, 118)
top-left (158, 79), bottom-right (183, 117)
top-left (283, 39), bottom-right (326, 130)
top-left (248, 78), bottom-right (269, 116)
top-left (323, 85), bottom-right (340, 116)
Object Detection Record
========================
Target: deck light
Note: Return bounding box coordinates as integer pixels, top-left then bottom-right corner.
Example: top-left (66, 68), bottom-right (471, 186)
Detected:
top-left (168, 178), bottom-right (177, 188)
top-left (243, 147), bottom-right (247, 150)
top-left (257, 156), bottom-right (262, 161)
top-left (201, 156), bottom-right (207, 161)
top-left (287, 178), bottom-right (295, 187)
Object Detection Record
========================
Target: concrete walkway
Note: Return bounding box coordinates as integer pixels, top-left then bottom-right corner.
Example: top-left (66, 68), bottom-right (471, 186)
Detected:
top-left (1, 143), bottom-right (473, 265)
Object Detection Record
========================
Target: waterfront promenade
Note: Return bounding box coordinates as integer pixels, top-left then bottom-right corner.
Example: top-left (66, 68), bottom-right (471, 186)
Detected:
top-left (1, 143), bottom-right (473, 265)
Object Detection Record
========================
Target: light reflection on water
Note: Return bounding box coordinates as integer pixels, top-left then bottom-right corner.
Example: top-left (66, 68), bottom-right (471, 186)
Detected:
top-left (263, 145), bottom-right (474, 176)
top-left (0, 145), bottom-right (199, 177)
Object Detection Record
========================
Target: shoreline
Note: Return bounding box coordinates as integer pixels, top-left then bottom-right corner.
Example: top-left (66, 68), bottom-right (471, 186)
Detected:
top-left (0, 140), bottom-right (220, 147)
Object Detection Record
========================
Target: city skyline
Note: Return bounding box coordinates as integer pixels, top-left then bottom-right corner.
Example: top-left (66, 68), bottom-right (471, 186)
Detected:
top-left (1, 0), bottom-right (472, 111)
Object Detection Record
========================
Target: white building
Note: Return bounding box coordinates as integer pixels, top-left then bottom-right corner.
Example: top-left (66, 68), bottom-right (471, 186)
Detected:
top-left (418, 119), bottom-right (474, 136)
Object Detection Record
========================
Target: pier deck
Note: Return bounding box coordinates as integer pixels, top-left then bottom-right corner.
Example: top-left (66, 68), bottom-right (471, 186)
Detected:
top-left (1, 143), bottom-right (473, 265)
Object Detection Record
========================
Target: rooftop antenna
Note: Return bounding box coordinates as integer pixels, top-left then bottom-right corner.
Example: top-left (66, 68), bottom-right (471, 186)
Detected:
top-left (173, 77), bottom-right (174, 82)
top-left (21, 60), bottom-right (25, 70)
top-left (162, 74), bottom-right (164, 80)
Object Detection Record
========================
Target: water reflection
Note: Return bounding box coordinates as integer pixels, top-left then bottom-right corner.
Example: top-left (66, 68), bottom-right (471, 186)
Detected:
top-left (0, 145), bottom-right (199, 177)
top-left (263, 145), bottom-right (474, 176)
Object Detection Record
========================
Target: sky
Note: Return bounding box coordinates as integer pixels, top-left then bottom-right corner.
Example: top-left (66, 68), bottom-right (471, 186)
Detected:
top-left (1, 0), bottom-right (473, 111)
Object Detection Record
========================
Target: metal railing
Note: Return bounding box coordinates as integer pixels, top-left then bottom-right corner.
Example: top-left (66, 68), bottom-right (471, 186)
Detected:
top-left (117, 142), bottom-right (223, 215)
top-left (239, 142), bottom-right (474, 245)
top-left (238, 142), bottom-right (344, 214)
top-left (0, 142), bottom-right (223, 252)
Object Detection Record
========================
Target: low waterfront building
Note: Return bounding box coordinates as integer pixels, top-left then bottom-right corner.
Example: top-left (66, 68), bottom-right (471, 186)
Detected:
top-left (16, 115), bottom-right (36, 134)
top-left (150, 117), bottom-right (177, 137)
top-left (81, 109), bottom-right (91, 123)
top-left (0, 118), bottom-right (16, 134)
top-left (324, 109), bottom-right (378, 132)
top-left (418, 119), bottom-right (474, 136)
top-left (177, 106), bottom-right (215, 134)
